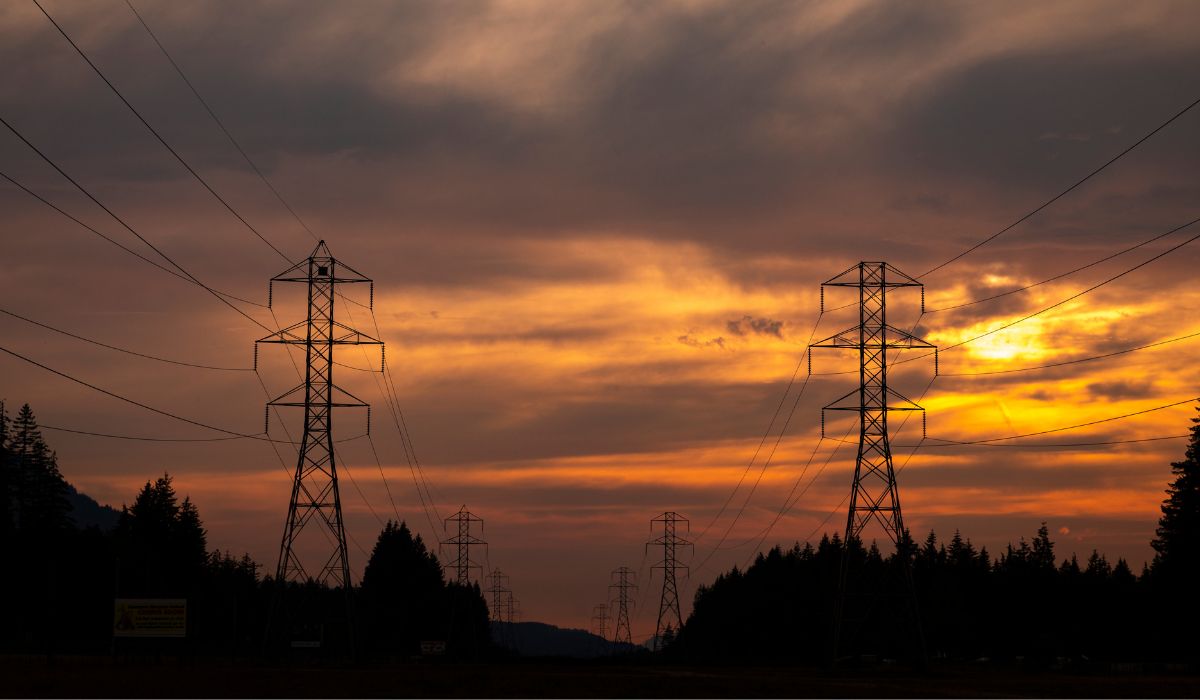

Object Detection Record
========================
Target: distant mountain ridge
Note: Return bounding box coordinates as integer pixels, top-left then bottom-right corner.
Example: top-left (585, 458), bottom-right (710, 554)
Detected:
top-left (66, 482), bottom-right (120, 531)
top-left (492, 621), bottom-right (641, 658)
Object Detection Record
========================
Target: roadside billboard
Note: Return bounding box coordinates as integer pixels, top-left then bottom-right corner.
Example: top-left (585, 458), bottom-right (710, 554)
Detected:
top-left (113, 598), bottom-right (187, 638)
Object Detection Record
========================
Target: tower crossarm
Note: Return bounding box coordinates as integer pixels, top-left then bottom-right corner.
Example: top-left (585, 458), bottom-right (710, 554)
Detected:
top-left (820, 386), bottom-right (926, 413)
top-left (810, 324), bottom-right (936, 350)
top-left (822, 261), bottom-right (923, 288)
top-left (265, 382), bottom-right (371, 409)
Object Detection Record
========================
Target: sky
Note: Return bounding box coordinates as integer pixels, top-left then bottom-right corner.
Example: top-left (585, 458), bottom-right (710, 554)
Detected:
top-left (1, 0), bottom-right (1199, 635)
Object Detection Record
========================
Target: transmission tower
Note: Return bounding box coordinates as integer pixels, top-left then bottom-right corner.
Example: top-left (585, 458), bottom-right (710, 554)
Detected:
top-left (591, 604), bottom-right (610, 642)
top-left (485, 568), bottom-right (511, 623)
top-left (440, 505), bottom-right (486, 585)
top-left (485, 568), bottom-right (514, 649)
top-left (646, 511), bottom-right (692, 650)
top-left (809, 261), bottom-right (937, 662)
top-left (502, 592), bottom-right (516, 626)
top-left (609, 566), bottom-right (637, 647)
top-left (256, 240), bottom-right (381, 648)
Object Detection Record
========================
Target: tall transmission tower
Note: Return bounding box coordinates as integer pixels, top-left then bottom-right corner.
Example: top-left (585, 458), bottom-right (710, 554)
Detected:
top-left (646, 511), bottom-right (692, 650)
top-left (256, 240), bottom-right (381, 647)
top-left (809, 261), bottom-right (937, 662)
top-left (609, 566), bottom-right (637, 647)
top-left (440, 505), bottom-right (486, 585)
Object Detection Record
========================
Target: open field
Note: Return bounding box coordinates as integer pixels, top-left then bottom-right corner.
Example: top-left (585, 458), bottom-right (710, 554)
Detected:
top-left (5, 656), bottom-right (1200, 698)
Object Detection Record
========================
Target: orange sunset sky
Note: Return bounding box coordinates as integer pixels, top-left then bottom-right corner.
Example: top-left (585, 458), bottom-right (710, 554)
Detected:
top-left (2, 1), bottom-right (1199, 634)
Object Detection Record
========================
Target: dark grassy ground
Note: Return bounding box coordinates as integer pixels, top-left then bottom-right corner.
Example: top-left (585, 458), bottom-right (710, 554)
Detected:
top-left (5, 656), bottom-right (1200, 698)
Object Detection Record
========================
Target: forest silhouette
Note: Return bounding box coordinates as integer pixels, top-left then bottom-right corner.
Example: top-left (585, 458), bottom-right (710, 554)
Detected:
top-left (0, 401), bottom-right (492, 659)
top-left (3, 399), bottom-right (1200, 665)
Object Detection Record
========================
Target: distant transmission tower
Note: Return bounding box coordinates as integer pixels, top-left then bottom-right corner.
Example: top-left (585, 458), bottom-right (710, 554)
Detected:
top-left (609, 566), bottom-right (637, 647)
top-left (647, 511), bottom-right (692, 650)
top-left (591, 604), bottom-right (610, 643)
top-left (809, 261), bottom-right (937, 662)
top-left (257, 241), bottom-right (381, 646)
top-left (485, 568), bottom-right (511, 622)
top-left (440, 505), bottom-right (486, 585)
top-left (485, 568), bottom-right (514, 649)
top-left (502, 592), bottom-right (516, 626)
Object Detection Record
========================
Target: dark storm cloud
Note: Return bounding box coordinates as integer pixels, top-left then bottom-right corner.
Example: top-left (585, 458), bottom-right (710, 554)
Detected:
top-left (4, 0), bottom-right (1197, 271)
top-left (883, 44), bottom-right (1200, 197)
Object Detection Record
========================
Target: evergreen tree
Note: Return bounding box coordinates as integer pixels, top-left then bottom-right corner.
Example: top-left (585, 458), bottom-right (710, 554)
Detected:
top-left (1084, 550), bottom-right (1111, 579)
top-left (1151, 404), bottom-right (1200, 587)
top-left (0, 400), bottom-right (10, 540)
top-left (1112, 558), bottom-right (1135, 585)
top-left (114, 473), bottom-right (208, 595)
top-left (8, 404), bottom-right (70, 532)
top-left (360, 520), bottom-right (449, 654)
top-left (1031, 522), bottom-right (1055, 571)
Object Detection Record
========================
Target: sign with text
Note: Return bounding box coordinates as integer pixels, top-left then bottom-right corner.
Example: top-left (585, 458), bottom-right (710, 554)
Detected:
top-left (420, 640), bottom-right (446, 655)
top-left (113, 598), bottom-right (187, 638)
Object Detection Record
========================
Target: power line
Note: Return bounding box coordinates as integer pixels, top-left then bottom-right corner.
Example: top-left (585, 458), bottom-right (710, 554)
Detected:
top-left (934, 217), bottom-right (1200, 355)
top-left (39, 422), bottom-right (366, 445)
top-left (359, 304), bottom-right (445, 529)
top-left (10, 147), bottom-right (376, 534)
top-left (737, 376), bottom-right (935, 565)
top-left (0, 115), bottom-right (275, 335)
top-left (692, 338), bottom-right (823, 569)
top-left (336, 302), bottom-right (410, 528)
top-left (823, 397), bottom-right (1199, 447)
top-left (919, 93), bottom-right (1200, 278)
top-left (795, 439), bottom-right (928, 555)
top-left (366, 433), bottom-right (402, 523)
top-left (122, 0), bottom-right (320, 244)
top-left (0, 306), bottom-right (252, 372)
top-left (0, 169), bottom-right (265, 308)
top-left (926, 221), bottom-right (1200, 313)
top-left (31, 0), bottom-right (294, 263)
top-left (932, 396), bottom-right (1199, 444)
top-left (41, 424), bottom-right (243, 442)
top-left (339, 302), bottom-right (441, 536)
top-left (737, 420), bottom-right (857, 566)
top-left (938, 328), bottom-right (1200, 377)
top-left (0, 341), bottom-right (267, 440)
top-left (337, 449), bottom-right (387, 529)
top-left (694, 311), bottom-right (825, 543)
top-left (923, 434), bottom-right (1189, 448)
top-left (806, 215), bottom-right (1200, 377)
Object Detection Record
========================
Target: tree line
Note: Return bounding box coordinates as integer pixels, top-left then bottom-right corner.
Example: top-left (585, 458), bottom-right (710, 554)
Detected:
top-left (0, 401), bottom-right (493, 658)
top-left (672, 405), bottom-right (1200, 665)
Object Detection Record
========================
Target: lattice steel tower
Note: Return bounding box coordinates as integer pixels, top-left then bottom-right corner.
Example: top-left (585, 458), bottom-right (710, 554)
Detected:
top-left (591, 604), bottom-right (610, 641)
top-left (647, 511), bottom-right (692, 650)
top-left (440, 505), bottom-right (486, 585)
top-left (257, 241), bottom-right (381, 588)
top-left (809, 261), bottom-right (937, 661)
top-left (810, 262), bottom-right (935, 546)
top-left (485, 568), bottom-right (511, 624)
top-left (609, 566), bottom-right (637, 647)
